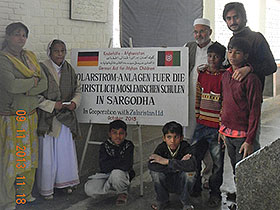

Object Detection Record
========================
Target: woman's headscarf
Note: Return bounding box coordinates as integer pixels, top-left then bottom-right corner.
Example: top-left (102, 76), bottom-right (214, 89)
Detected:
top-left (47, 39), bottom-right (67, 66)
top-left (2, 22), bottom-right (29, 50)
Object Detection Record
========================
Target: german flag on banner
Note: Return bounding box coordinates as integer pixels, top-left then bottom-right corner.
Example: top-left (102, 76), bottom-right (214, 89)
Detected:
top-left (157, 51), bottom-right (180, 66)
top-left (77, 51), bottom-right (99, 66)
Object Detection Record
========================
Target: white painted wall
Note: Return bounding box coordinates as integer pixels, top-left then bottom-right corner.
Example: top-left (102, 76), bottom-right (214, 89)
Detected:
top-left (204, 0), bottom-right (280, 60)
top-left (266, 0), bottom-right (280, 60)
top-left (0, 0), bottom-right (114, 61)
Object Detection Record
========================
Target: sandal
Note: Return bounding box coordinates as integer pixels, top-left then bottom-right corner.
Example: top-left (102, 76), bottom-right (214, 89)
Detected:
top-left (203, 181), bottom-right (209, 189)
top-left (26, 195), bottom-right (36, 202)
top-left (43, 195), bottom-right (54, 200)
top-left (116, 193), bottom-right (128, 206)
top-left (151, 202), bottom-right (168, 210)
top-left (151, 204), bottom-right (159, 210)
top-left (183, 205), bottom-right (195, 210)
top-left (63, 187), bottom-right (73, 194)
top-left (66, 188), bottom-right (73, 194)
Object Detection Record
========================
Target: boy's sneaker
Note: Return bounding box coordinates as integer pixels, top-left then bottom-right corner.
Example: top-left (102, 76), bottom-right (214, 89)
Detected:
top-left (183, 205), bottom-right (195, 210)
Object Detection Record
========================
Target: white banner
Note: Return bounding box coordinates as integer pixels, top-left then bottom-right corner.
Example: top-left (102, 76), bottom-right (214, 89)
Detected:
top-left (71, 47), bottom-right (189, 126)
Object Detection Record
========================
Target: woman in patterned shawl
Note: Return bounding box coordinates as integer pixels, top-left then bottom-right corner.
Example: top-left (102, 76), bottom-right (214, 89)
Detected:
top-left (0, 22), bottom-right (47, 210)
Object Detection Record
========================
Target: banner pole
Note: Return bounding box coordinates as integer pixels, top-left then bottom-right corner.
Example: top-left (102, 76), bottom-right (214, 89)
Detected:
top-left (137, 121), bottom-right (144, 196)
top-left (129, 37), bottom-right (133, 48)
top-left (128, 37), bottom-right (144, 196)
top-left (108, 38), bottom-right (113, 48)
top-left (79, 121), bottom-right (93, 173)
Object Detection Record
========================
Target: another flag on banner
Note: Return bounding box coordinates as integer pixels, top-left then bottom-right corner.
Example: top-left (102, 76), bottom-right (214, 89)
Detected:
top-left (77, 51), bottom-right (99, 66)
top-left (157, 51), bottom-right (180, 66)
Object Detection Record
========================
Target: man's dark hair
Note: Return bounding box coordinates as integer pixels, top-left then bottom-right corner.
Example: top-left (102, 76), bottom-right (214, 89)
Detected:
top-left (162, 121), bottom-right (183, 137)
top-left (228, 37), bottom-right (250, 55)
top-left (222, 2), bottom-right (247, 24)
top-left (109, 120), bottom-right (127, 132)
top-left (207, 41), bottom-right (226, 61)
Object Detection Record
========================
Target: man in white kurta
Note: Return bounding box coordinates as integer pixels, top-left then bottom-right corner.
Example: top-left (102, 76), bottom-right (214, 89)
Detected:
top-left (183, 18), bottom-right (213, 140)
top-left (183, 18), bottom-right (214, 188)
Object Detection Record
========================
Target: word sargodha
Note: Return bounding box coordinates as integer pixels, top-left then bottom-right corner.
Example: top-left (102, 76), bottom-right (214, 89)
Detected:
top-left (96, 95), bottom-right (155, 105)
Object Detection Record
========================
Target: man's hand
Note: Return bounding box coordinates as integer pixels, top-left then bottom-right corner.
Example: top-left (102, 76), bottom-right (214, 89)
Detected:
top-left (33, 77), bottom-right (39, 87)
top-left (54, 101), bottom-right (63, 110)
top-left (63, 101), bottom-right (76, 111)
top-left (218, 133), bottom-right (226, 149)
top-left (239, 142), bottom-right (254, 158)
top-left (218, 133), bottom-right (223, 144)
top-left (181, 154), bottom-right (192, 160)
top-left (232, 66), bottom-right (251, 81)
top-left (149, 154), bottom-right (169, 165)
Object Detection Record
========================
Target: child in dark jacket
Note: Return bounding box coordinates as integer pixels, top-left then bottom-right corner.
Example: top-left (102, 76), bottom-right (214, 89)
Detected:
top-left (84, 120), bottom-right (134, 206)
top-left (149, 121), bottom-right (196, 210)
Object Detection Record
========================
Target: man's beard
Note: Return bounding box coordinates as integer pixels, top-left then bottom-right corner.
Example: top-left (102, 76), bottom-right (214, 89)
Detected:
top-left (195, 37), bottom-right (209, 46)
top-left (228, 22), bottom-right (246, 33)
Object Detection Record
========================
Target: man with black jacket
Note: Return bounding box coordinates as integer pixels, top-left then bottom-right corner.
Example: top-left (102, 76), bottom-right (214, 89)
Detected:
top-left (223, 2), bottom-right (277, 151)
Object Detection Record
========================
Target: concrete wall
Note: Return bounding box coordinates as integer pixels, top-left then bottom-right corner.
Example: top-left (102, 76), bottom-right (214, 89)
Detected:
top-left (0, 0), bottom-right (114, 60)
top-left (235, 138), bottom-right (280, 209)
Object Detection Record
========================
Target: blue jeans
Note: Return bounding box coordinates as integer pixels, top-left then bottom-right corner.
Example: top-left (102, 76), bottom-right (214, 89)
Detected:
top-left (191, 124), bottom-right (225, 198)
top-left (150, 170), bottom-right (195, 206)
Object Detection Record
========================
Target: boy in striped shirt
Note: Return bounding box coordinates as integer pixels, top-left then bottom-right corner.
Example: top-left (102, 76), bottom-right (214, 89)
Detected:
top-left (191, 41), bottom-right (226, 207)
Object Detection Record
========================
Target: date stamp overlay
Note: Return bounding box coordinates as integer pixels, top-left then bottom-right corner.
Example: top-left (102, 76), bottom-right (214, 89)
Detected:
top-left (15, 110), bottom-right (27, 205)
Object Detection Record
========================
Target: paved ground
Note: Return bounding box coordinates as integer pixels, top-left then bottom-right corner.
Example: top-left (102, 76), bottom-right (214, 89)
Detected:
top-left (16, 96), bottom-right (280, 210)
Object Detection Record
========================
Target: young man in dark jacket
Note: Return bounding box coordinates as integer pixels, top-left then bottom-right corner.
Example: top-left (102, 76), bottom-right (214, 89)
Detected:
top-left (223, 1), bottom-right (277, 151)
